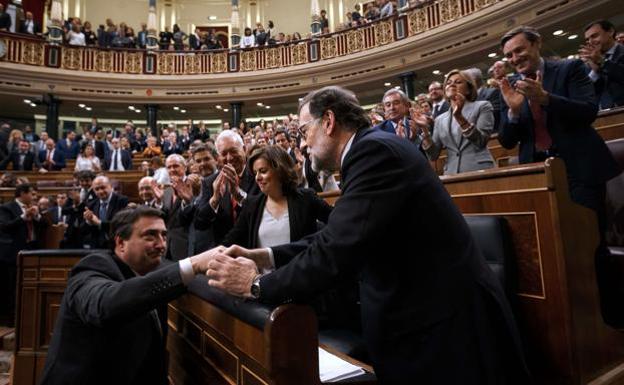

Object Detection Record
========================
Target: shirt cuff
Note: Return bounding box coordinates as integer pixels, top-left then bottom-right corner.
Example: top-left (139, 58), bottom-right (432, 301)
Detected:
top-left (178, 258), bottom-right (195, 285)
top-left (266, 247), bottom-right (276, 269)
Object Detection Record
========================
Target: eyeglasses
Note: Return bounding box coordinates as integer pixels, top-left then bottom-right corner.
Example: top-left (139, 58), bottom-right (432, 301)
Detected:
top-left (297, 118), bottom-right (318, 140)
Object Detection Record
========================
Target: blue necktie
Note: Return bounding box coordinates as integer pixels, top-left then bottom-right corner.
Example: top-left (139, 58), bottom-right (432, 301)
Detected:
top-left (99, 201), bottom-right (108, 220)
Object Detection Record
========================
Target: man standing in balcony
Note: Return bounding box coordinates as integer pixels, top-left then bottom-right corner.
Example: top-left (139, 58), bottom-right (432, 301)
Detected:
top-left (19, 11), bottom-right (41, 36)
top-left (378, 0), bottom-right (394, 18)
top-left (580, 20), bottom-right (624, 109)
top-left (0, 4), bottom-right (11, 32)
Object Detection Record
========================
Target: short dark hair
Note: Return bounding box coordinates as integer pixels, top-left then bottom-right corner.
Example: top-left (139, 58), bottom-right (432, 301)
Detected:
top-left (110, 206), bottom-right (165, 241)
top-left (584, 20), bottom-right (616, 38)
top-left (248, 146), bottom-right (298, 194)
top-left (191, 143), bottom-right (218, 159)
top-left (500, 26), bottom-right (541, 48)
top-left (274, 128), bottom-right (289, 141)
top-left (74, 170), bottom-right (96, 181)
top-left (15, 183), bottom-right (34, 198)
top-left (299, 86), bottom-right (371, 132)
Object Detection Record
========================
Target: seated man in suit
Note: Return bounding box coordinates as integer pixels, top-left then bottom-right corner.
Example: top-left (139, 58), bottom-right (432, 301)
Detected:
top-left (194, 130), bottom-right (260, 245)
top-left (163, 132), bottom-right (184, 156)
top-left (39, 138), bottom-right (66, 171)
top-left (104, 138), bottom-right (132, 171)
top-left (374, 89), bottom-right (421, 142)
top-left (138, 177), bottom-right (163, 208)
top-left (205, 86), bottom-right (531, 384)
top-left (56, 131), bottom-right (80, 160)
top-left (0, 183), bottom-right (45, 326)
top-left (0, 139), bottom-right (40, 170)
top-left (81, 176), bottom-right (129, 249)
top-left (40, 206), bottom-right (230, 385)
top-left (498, 26), bottom-right (622, 325)
top-left (580, 20), bottom-right (624, 109)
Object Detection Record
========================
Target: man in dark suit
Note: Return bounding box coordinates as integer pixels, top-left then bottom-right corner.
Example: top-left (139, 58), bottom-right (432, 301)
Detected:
top-left (467, 67), bottom-right (502, 132)
top-left (428, 80), bottom-right (450, 120)
top-left (137, 23), bottom-right (148, 49)
top-left (206, 86), bottom-right (531, 384)
top-left (40, 206), bottom-right (228, 385)
top-left (39, 138), bottom-right (66, 171)
top-left (81, 176), bottom-right (129, 249)
top-left (580, 20), bottom-right (624, 109)
top-left (163, 132), bottom-right (184, 156)
top-left (194, 130), bottom-right (260, 245)
top-left (56, 131), bottom-right (80, 160)
top-left (373, 89), bottom-right (420, 142)
top-left (50, 192), bottom-right (70, 224)
top-left (0, 139), bottom-right (40, 170)
top-left (188, 28), bottom-right (202, 50)
top-left (19, 12), bottom-right (41, 35)
top-left (0, 3), bottom-right (11, 31)
top-left (104, 138), bottom-right (132, 171)
top-left (498, 26), bottom-right (622, 325)
top-left (0, 184), bottom-right (45, 326)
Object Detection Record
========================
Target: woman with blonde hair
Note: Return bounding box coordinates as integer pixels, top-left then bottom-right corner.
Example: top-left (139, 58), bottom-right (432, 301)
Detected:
top-left (420, 68), bottom-right (495, 175)
top-left (7, 129), bottom-right (24, 154)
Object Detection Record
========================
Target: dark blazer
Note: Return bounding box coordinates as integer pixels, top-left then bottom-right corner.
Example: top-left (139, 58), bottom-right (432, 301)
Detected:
top-left (40, 252), bottom-right (186, 385)
top-left (259, 128), bottom-right (530, 384)
top-left (194, 167), bottom-right (261, 244)
top-left (0, 151), bottom-right (39, 170)
top-left (56, 139), bottom-right (80, 159)
top-left (222, 188), bottom-right (332, 248)
top-left (161, 187), bottom-right (188, 262)
top-left (80, 193), bottom-right (129, 248)
top-left (19, 20), bottom-right (41, 35)
top-left (162, 142), bottom-right (184, 156)
top-left (499, 59), bottom-right (621, 185)
top-left (38, 149), bottom-right (66, 170)
top-left (592, 43), bottom-right (624, 109)
top-left (104, 149), bottom-right (132, 170)
top-left (373, 119), bottom-right (396, 135)
top-left (0, 201), bottom-right (44, 263)
top-left (432, 100), bottom-right (450, 119)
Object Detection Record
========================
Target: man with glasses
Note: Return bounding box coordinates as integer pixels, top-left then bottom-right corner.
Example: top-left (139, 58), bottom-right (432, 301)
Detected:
top-left (429, 80), bottom-right (449, 119)
top-left (205, 86), bottom-right (531, 384)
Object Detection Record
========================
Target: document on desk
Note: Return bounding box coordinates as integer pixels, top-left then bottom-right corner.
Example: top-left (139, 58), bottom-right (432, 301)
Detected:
top-left (318, 347), bottom-right (365, 382)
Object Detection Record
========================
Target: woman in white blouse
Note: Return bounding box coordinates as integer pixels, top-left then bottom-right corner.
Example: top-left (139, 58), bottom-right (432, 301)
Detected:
top-left (67, 24), bottom-right (86, 46)
top-left (240, 27), bottom-right (255, 48)
top-left (75, 142), bottom-right (101, 172)
top-left (222, 145), bottom-right (332, 249)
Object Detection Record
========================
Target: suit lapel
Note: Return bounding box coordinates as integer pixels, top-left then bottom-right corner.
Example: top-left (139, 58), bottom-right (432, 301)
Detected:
top-left (542, 60), bottom-right (558, 95)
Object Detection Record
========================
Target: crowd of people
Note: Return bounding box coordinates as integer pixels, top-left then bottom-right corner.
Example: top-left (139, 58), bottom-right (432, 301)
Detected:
top-left (0, 14), bottom-right (622, 385)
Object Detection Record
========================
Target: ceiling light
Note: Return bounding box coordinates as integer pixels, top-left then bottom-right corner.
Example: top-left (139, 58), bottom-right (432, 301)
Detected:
top-left (568, 34), bottom-right (578, 40)
top-left (208, 15), bottom-right (217, 20)
top-left (23, 99), bottom-right (31, 104)
top-left (257, 102), bottom-right (263, 106)
top-left (128, 106), bottom-right (135, 110)
top-left (85, 107), bottom-right (92, 111)
top-left (384, 82), bottom-right (391, 86)
top-left (553, 30), bottom-right (564, 36)
top-left (173, 106), bottom-right (179, 110)
top-left (180, 109), bottom-right (186, 113)
top-left (298, 98), bottom-right (303, 102)
top-left (135, 109), bottom-right (141, 113)
top-left (30, 103), bottom-right (36, 107)
top-left (216, 105), bottom-right (222, 109)
top-left (488, 52), bottom-right (497, 58)
top-left (567, 55), bottom-right (575, 59)
top-left (223, 108), bottom-right (229, 112)
top-left (78, 103), bottom-right (86, 108)
top-left (394, 86), bottom-right (401, 90)
top-left (432, 70), bottom-right (441, 75)
top-left (502, 57), bottom-right (508, 62)
top-left (265, 106), bottom-right (271, 109)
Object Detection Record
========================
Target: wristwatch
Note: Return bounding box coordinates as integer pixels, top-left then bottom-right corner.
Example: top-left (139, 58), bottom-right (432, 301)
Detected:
top-left (250, 274), bottom-right (261, 299)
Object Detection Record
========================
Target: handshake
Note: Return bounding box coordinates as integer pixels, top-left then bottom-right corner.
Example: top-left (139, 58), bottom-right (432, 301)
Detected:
top-left (188, 245), bottom-right (271, 298)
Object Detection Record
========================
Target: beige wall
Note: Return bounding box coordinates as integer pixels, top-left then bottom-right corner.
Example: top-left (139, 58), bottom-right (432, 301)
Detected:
top-left (75, 0), bottom-right (362, 37)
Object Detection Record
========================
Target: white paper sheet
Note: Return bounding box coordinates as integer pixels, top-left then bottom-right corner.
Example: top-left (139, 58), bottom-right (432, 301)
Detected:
top-left (318, 347), bottom-right (365, 382)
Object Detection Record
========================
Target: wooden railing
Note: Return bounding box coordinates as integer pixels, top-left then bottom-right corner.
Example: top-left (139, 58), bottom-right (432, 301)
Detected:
top-left (0, 0), bottom-right (502, 75)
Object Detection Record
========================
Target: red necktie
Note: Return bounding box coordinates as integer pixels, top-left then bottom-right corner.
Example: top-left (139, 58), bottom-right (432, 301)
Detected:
top-left (26, 219), bottom-right (34, 242)
top-left (231, 196), bottom-right (238, 223)
top-left (529, 100), bottom-right (552, 151)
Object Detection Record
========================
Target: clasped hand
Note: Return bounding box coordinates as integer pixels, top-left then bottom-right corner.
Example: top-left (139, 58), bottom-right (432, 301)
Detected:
top-left (500, 71), bottom-right (549, 115)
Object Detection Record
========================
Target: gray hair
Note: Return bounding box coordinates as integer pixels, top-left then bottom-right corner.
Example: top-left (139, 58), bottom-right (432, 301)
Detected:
top-left (165, 153), bottom-right (186, 167)
top-left (215, 129), bottom-right (244, 150)
top-left (464, 67), bottom-right (484, 88)
top-left (382, 88), bottom-right (411, 105)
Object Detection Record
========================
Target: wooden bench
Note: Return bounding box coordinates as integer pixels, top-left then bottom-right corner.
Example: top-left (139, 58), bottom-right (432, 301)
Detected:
top-left (11, 251), bottom-right (375, 385)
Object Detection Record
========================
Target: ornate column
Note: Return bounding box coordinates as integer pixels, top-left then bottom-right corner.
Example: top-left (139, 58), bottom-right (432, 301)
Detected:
top-left (45, 94), bottom-right (60, 141)
top-left (146, 0), bottom-right (159, 50)
top-left (231, 0), bottom-right (241, 47)
top-left (147, 104), bottom-right (159, 138)
top-left (399, 72), bottom-right (416, 100)
top-left (230, 102), bottom-right (243, 130)
top-left (311, 0), bottom-right (321, 35)
top-left (47, 0), bottom-right (64, 44)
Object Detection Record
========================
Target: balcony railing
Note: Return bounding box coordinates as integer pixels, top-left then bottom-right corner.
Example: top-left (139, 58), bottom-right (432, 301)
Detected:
top-left (0, 0), bottom-right (501, 76)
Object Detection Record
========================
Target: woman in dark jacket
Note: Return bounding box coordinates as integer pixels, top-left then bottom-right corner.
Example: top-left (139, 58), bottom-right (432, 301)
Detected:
top-left (223, 145), bottom-right (332, 248)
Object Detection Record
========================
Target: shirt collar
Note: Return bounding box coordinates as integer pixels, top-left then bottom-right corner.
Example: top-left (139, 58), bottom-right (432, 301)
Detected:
top-left (15, 199), bottom-right (27, 212)
top-left (340, 133), bottom-right (356, 169)
top-left (606, 43), bottom-right (617, 56)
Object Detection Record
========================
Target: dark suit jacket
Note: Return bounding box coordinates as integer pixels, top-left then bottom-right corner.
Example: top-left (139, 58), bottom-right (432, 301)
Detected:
top-left (373, 119), bottom-right (396, 135)
top-left (162, 187), bottom-right (188, 262)
top-left (478, 86), bottom-right (502, 132)
top-left (40, 252), bottom-right (186, 385)
top-left (0, 201), bottom-right (44, 263)
top-left (592, 43), bottom-right (624, 109)
top-left (19, 20), bottom-right (41, 34)
top-left (432, 100), bottom-right (450, 119)
top-left (194, 167), bottom-right (261, 244)
top-left (56, 139), bottom-right (80, 160)
top-left (499, 59), bottom-right (620, 185)
top-left (104, 149), bottom-right (132, 170)
top-left (258, 128), bottom-right (530, 384)
top-left (38, 149), bottom-right (66, 170)
top-left (222, 188), bottom-right (332, 248)
top-left (162, 142), bottom-right (184, 156)
top-left (0, 151), bottom-right (39, 170)
top-left (80, 193), bottom-right (129, 248)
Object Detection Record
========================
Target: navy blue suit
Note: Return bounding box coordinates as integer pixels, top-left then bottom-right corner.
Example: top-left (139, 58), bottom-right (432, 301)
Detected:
top-left (259, 128), bottom-right (530, 384)
top-left (590, 43), bottom-right (624, 109)
top-left (373, 119), bottom-right (396, 135)
top-left (38, 149), bottom-right (66, 170)
top-left (56, 139), bottom-right (80, 160)
top-left (104, 149), bottom-right (132, 170)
